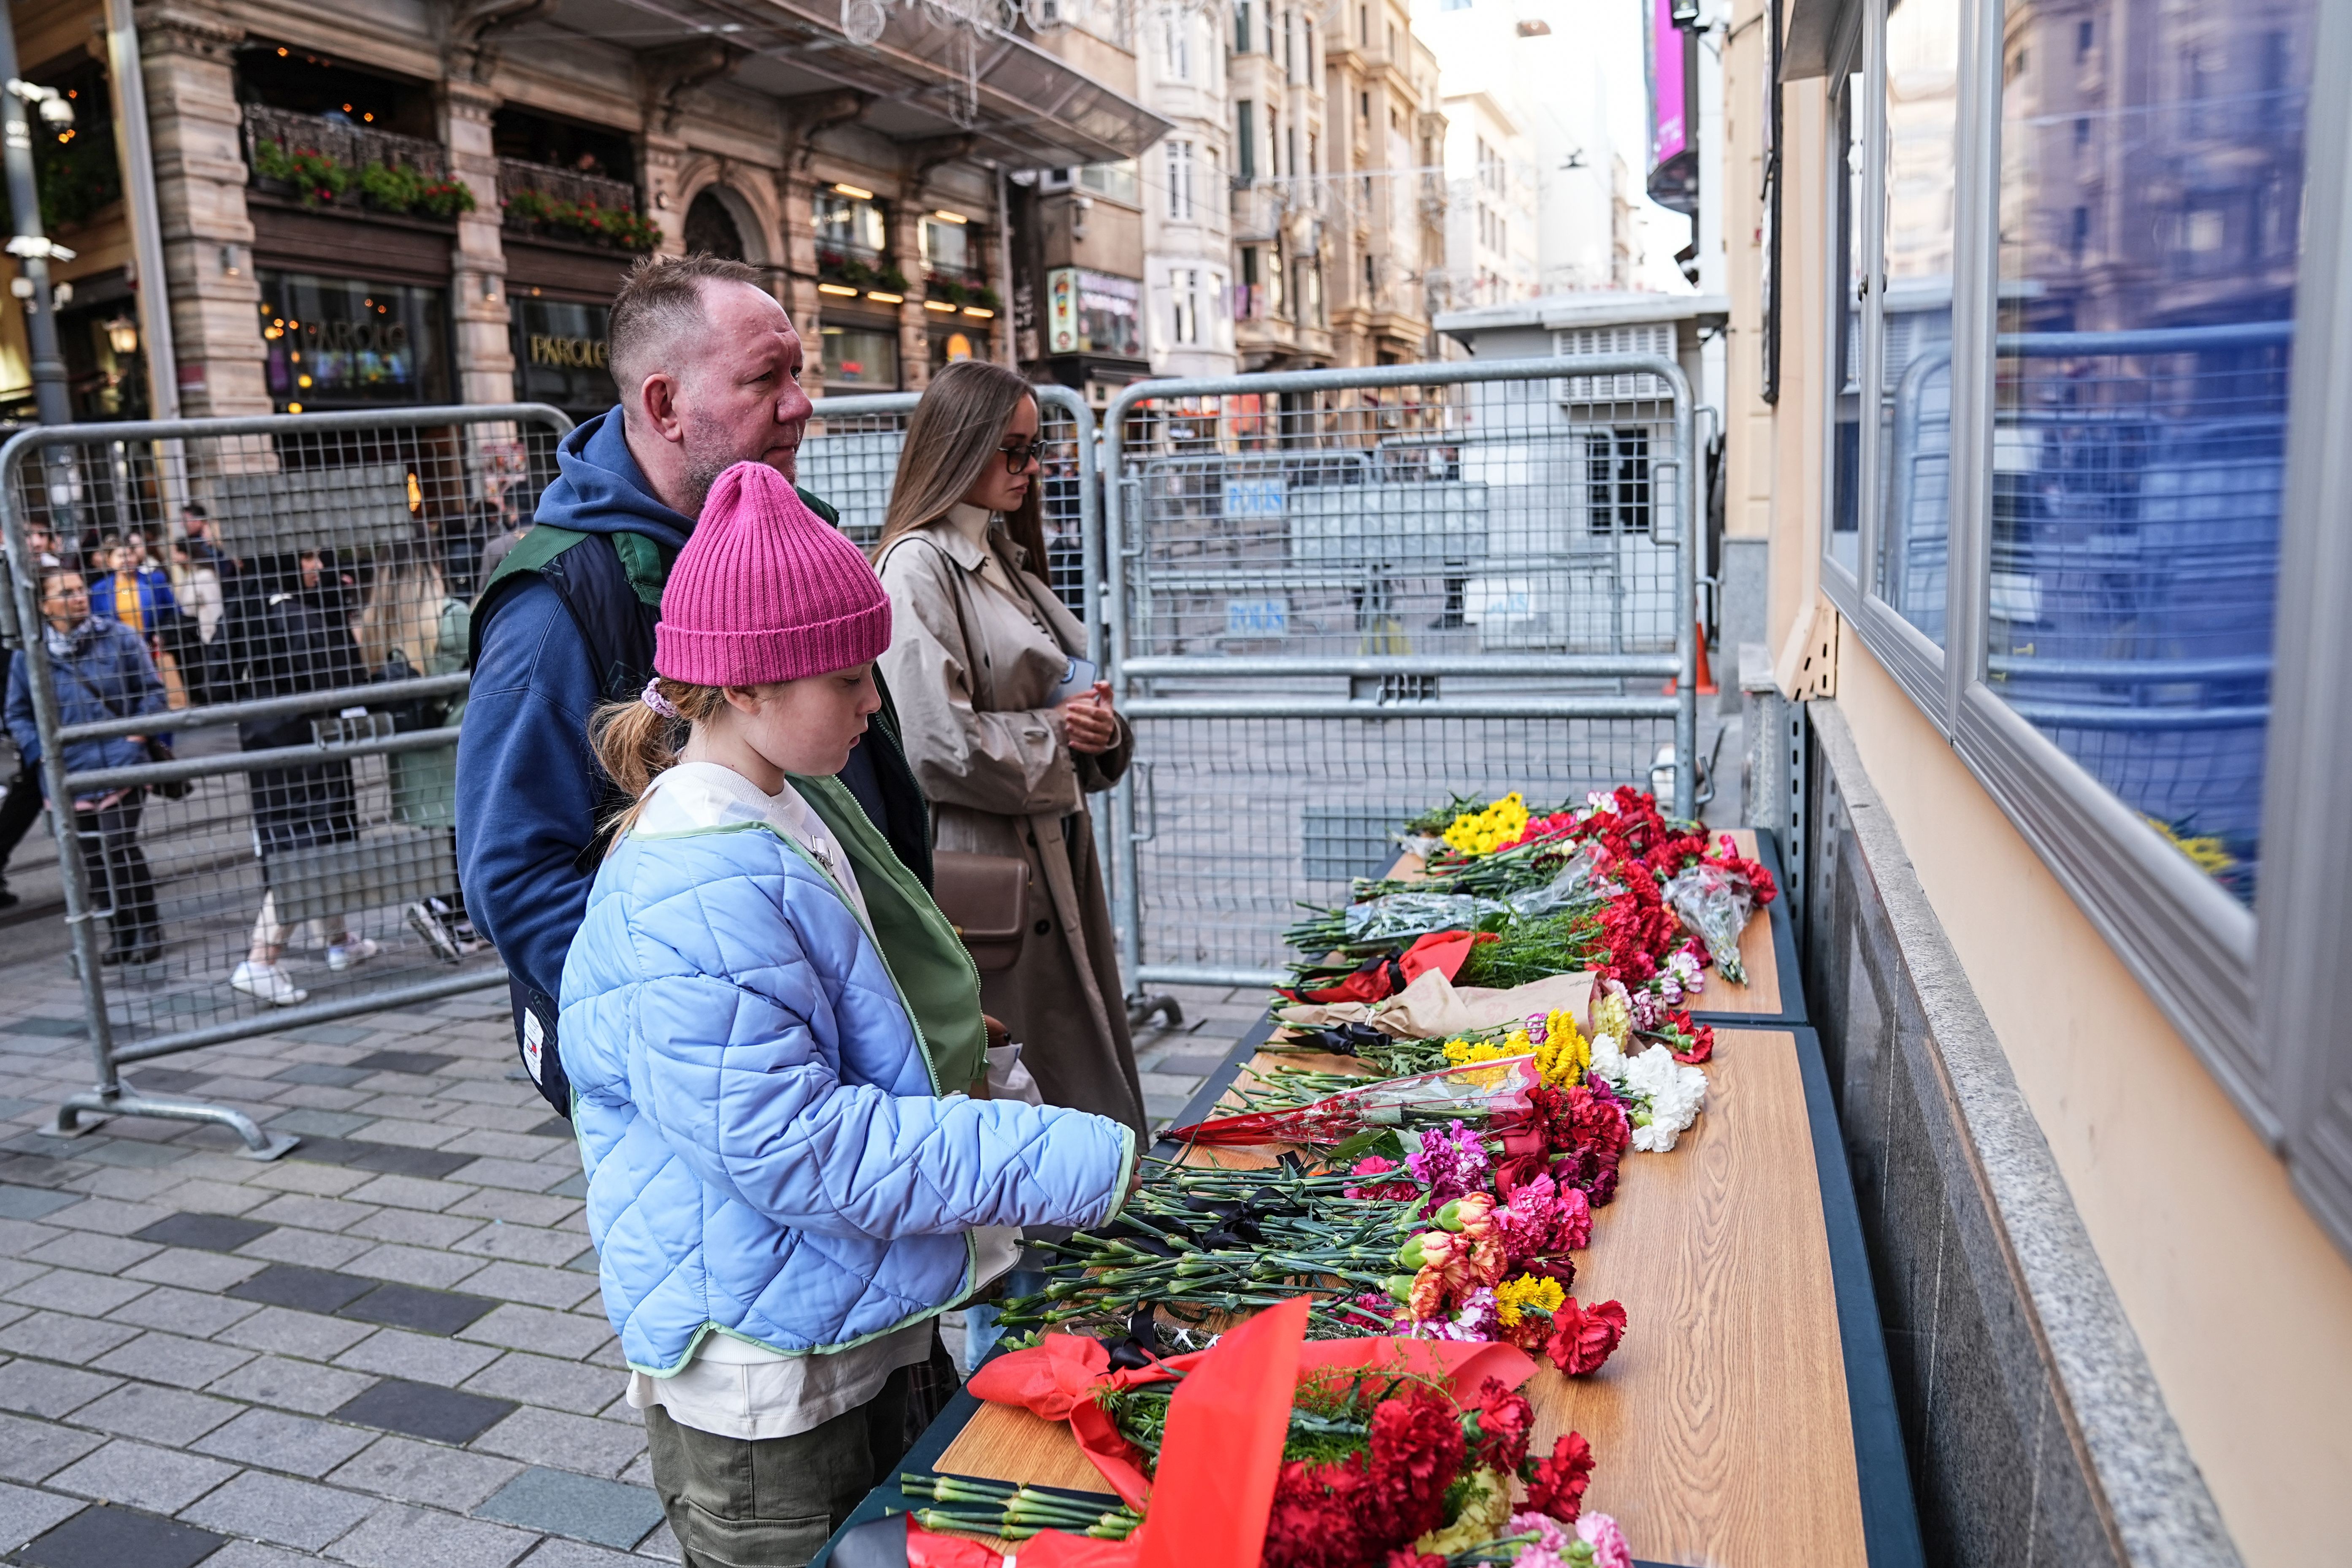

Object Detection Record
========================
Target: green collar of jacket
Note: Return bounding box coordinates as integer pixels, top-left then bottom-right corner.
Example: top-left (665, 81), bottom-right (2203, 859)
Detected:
top-left (789, 771), bottom-right (985, 1095)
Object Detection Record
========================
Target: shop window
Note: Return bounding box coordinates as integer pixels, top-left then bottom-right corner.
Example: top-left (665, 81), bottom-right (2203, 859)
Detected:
top-left (1983, 0), bottom-right (2315, 906)
top-left (822, 323), bottom-right (899, 389)
top-left (256, 271), bottom-right (449, 412)
top-left (1874, 0), bottom-right (1960, 645)
top-left (510, 297), bottom-right (615, 420)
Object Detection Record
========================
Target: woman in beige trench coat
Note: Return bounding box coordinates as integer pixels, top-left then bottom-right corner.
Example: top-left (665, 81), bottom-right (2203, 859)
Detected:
top-left (871, 362), bottom-right (1148, 1137)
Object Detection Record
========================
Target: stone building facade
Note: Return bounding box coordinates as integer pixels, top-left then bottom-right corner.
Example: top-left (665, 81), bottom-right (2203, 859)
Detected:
top-left (2, 0), bottom-right (1164, 425)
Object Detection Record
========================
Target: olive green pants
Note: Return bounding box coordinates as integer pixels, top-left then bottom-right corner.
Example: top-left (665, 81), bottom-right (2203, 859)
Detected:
top-left (643, 1368), bottom-right (909, 1568)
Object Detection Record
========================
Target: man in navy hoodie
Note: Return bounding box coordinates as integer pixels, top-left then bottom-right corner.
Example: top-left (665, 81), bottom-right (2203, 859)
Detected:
top-left (459, 255), bottom-right (936, 1114)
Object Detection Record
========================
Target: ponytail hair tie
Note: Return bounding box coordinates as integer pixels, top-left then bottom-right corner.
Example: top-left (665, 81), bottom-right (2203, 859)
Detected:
top-left (641, 678), bottom-right (682, 720)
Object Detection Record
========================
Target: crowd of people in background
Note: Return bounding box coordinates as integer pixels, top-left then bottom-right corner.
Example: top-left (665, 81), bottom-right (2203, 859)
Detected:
top-left (0, 493), bottom-right (528, 994)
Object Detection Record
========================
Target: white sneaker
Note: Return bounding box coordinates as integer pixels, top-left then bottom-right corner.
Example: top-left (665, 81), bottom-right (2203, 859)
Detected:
top-left (406, 903), bottom-right (461, 964)
top-left (326, 937), bottom-right (382, 972)
top-left (232, 961), bottom-right (308, 1007)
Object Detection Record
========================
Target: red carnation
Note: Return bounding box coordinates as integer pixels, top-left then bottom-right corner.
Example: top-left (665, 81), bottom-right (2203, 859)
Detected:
top-left (1265, 1457), bottom-right (1372, 1568)
top-left (1522, 1431), bottom-right (1596, 1522)
top-left (1386, 1554), bottom-right (1447, 1568)
top-left (1364, 1384), bottom-right (1466, 1544)
top-left (1467, 1378), bottom-right (1534, 1473)
top-left (1546, 1297), bottom-right (1628, 1376)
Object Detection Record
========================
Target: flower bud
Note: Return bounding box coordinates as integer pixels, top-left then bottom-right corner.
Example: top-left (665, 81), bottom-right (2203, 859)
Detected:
top-left (1397, 1235), bottom-right (1429, 1269)
top-left (1435, 1199), bottom-right (1466, 1232)
top-left (1385, 1275), bottom-right (1417, 1303)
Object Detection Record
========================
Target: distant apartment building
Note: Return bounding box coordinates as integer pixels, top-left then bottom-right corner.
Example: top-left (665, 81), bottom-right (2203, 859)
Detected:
top-left (1229, 0), bottom-right (1337, 369)
top-left (1135, 0), bottom-right (1238, 375)
top-left (1320, 0), bottom-right (1448, 363)
top-left (1436, 93), bottom-right (1540, 309)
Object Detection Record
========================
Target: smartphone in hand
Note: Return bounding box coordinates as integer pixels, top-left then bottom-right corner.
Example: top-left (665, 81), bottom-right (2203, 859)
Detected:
top-left (1049, 656), bottom-right (1100, 705)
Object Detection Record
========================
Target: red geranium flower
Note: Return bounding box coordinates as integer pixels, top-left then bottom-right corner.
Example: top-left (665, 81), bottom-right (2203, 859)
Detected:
top-left (1522, 1430), bottom-right (1596, 1522)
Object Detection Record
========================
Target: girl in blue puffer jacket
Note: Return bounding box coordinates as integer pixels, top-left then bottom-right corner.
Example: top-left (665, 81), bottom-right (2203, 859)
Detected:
top-left (559, 461), bottom-right (1134, 1568)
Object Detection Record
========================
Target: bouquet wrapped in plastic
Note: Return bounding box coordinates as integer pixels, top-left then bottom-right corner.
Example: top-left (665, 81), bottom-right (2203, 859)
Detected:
top-left (1163, 1057), bottom-right (1543, 1148)
top-left (1661, 860), bottom-right (1760, 984)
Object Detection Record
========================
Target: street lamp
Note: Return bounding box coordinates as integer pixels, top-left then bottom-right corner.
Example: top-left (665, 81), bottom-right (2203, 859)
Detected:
top-left (106, 316), bottom-right (138, 356)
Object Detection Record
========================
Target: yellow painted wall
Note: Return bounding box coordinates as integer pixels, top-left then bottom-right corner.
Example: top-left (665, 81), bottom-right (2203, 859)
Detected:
top-left (1831, 634), bottom-right (2352, 1568)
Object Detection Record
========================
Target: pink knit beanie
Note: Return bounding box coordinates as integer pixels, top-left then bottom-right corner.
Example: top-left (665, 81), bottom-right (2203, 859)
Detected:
top-left (654, 461), bottom-right (891, 686)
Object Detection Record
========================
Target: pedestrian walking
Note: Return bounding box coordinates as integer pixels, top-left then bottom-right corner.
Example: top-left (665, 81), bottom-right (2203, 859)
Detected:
top-left (229, 550), bottom-right (379, 1007)
top-left (872, 360), bottom-right (1148, 1137)
top-left (560, 458), bottom-right (1135, 1568)
top-left (355, 550), bottom-right (481, 961)
top-left (2, 569), bottom-right (168, 961)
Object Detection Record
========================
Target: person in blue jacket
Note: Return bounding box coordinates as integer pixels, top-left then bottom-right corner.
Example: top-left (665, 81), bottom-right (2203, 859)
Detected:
top-left (459, 253), bottom-right (942, 1118)
top-left (3, 568), bottom-right (169, 962)
top-left (561, 459), bottom-right (1133, 1567)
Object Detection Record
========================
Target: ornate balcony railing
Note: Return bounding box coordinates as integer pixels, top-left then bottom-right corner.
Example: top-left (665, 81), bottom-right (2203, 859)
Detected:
top-left (497, 158), bottom-right (638, 215)
top-left (498, 157), bottom-right (659, 253)
top-left (244, 105), bottom-right (447, 185)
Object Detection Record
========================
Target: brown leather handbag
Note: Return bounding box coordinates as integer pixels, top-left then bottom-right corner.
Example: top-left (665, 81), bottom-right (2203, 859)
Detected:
top-left (931, 850), bottom-right (1031, 972)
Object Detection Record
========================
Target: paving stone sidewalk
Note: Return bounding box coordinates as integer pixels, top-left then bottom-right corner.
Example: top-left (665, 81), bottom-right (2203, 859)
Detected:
top-left (0, 931), bottom-right (1259, 1568)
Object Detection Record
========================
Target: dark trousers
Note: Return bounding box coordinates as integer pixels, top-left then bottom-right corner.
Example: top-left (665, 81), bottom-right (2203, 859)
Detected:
top-left (642, 1366), bottom-right (910, 1568)
top-left (0, 755), bottom-right (42, 881)
top-left (74, 793), bottom-right (161, 954)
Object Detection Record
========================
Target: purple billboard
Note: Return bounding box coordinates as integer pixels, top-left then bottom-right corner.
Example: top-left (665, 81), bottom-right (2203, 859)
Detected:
top-left (1646, 0), bottom-right (1699, 213)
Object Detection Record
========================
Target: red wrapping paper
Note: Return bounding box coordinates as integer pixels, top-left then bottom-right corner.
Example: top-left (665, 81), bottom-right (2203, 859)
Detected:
top-left (967, 1327), bottom-right (1538, 1508)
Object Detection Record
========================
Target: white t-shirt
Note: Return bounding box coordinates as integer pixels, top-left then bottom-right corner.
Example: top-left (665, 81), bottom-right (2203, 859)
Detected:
top-left (618, 761), bottom-right (1001, 1440)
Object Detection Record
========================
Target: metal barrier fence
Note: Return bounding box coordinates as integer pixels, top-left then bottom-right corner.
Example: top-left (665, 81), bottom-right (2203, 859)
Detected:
top-left (0, 405), bottom-right (573, 1156)
top-left (1101, 356), bottom-right (1698, 993)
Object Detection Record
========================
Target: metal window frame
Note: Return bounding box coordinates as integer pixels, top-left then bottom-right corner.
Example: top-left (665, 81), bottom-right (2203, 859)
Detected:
top-left (1812, 0), bottom-right (2352, 1197)
top-left (1816, 3), bottom-right (1875, 611)
top-left (2266, 0), bottom-right (2352, 1249)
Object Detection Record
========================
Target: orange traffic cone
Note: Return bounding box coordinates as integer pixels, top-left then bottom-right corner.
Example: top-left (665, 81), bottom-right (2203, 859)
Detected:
top-left (1665, 624), bottom-right (1720, 695)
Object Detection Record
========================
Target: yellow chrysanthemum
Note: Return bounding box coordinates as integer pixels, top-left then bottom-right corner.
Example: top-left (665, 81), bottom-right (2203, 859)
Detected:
top-left (1443, 1037), bottom-right (1512, 1067)
top-left (1493, 1273), bottom-right (1565, 1327)
top-left (1440, 793), bottom-right (1530, 857)
top-left (1532, 1008), bottom-right (1590, 1089)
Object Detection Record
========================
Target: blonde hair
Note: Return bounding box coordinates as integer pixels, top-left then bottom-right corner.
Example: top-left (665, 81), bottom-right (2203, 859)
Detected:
top-left (588, 677), bottom-right (734, 847)
top-left (873, 360), bottom-right (1050, 571)
top-left (356, 555), bottom-right (448, 674)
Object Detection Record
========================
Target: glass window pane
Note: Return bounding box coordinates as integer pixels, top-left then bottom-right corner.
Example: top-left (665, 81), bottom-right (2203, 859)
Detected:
top-left (1828, 72), bottom-right (1867, 577)
top-left (1877, 0), bottom-right (1960, 642)
top-left (1989, 0), bottom-right (2314, 902)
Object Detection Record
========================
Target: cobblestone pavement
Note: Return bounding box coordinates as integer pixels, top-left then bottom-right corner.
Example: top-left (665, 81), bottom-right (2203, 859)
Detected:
top-left (0, 906), bottom-right (1253, 1567)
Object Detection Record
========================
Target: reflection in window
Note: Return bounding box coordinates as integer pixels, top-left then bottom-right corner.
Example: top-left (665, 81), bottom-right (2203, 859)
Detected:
top-left (1877, 0), bottom-right (1960, 642)
top-left (1989, 0), bottom-right (2312, 902)
top-left (1827, 73), bottom-right (1866, 576)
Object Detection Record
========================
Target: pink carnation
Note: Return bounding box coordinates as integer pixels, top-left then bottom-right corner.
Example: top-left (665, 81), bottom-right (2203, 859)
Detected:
top-left (1576, 1512), bottom-right (1632, 1568)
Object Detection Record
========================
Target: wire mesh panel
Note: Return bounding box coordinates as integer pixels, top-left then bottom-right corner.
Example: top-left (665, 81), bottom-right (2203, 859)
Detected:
top-left (1103, 356), bottom-right (1695, 991)
top-left (0, 406), bottom-right (570, 1151)
top-left (804, 391), bottom-right (1090, 611)
top-left (1129, 715), bottom-right (1675, 974)
top-left (1117, 378), bottom-right (1682, 663)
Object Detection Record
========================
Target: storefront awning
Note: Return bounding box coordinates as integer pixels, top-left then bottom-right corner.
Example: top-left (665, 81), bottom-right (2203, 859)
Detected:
top-left (544, 0), bottom-right (1170, 169)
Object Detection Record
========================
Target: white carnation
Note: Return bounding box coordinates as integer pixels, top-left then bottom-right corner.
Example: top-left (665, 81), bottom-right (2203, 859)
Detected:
top-left (1619, 1045), bottom-right (1709, 1153)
